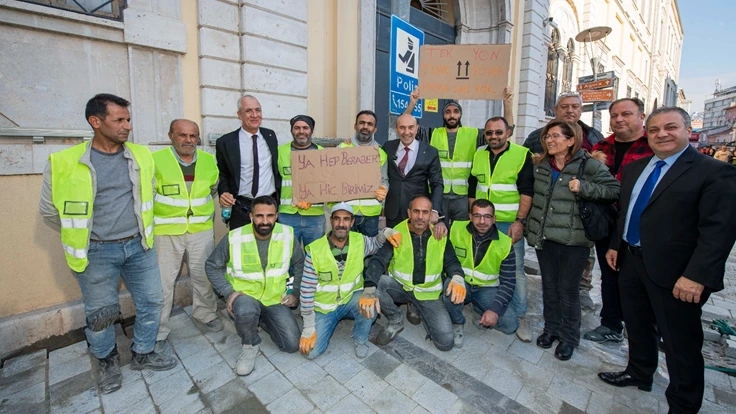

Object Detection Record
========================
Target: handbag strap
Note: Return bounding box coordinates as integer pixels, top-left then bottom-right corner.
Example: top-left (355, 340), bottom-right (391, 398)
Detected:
top-left (576, 154), bottom-right (588, 209)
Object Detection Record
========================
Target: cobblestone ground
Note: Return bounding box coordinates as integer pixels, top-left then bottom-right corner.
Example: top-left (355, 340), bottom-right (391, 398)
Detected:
top-left (1, 246), bottom-right (735, 413)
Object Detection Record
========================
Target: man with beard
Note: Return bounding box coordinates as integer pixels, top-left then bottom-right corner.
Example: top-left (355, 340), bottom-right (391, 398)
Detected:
top-left (405, 87), bottom-right (515, 224)
top-left (366, 196), bottom-right (465, 351)
top-left (468, 116), bottom-right (534, 342)
top-left (205, 195), bottom-right (304, 376)
top-left (277, 115), bottom-right (325, 249)
top-left (334, 110), bottom-right (389, 237)
top-left (152, 119), bottom-right (223, 356)
top-left (298, 203), bottom-right (401, 359)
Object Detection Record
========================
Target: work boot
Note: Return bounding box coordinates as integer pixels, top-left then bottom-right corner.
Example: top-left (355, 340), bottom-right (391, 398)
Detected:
top-left (97, 348), bottom-right (122, 394)
top-left (154, 340), bottom-right (172, 356)
top-left (354, 340), bottom-right (369, 359)
top-left (406, 303), bottom-right (421, 325)
top-left (236, 344), bottom-right (259, 376)
top-left (453, 324), bottom-right (464, 348)
top-left (375, 320), bottom-right (404, 345)
top-left (584, 325), bottom-right (624, 343)
top-left (580, 290), bottom-right (595, 311)
top-left (204, 317), bottom-right (224, 333)
top-left (130, 350), bottom-right (178, 371)
top-left (516, 316), bottom-right (532, 343)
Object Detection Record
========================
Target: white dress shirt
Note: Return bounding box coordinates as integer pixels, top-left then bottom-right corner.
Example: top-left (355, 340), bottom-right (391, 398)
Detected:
top-left (238, 128), bottom-right (276, 198)
top-left (394, 138), bottom-right (420, 175)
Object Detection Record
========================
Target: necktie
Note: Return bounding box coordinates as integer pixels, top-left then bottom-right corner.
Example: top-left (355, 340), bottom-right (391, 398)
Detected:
top-left (250, 135), bottom-right (259, 197)
top-left (398, 146), bottom-right (410, 177)
top-left (626, 160), bottom-right (666, 245)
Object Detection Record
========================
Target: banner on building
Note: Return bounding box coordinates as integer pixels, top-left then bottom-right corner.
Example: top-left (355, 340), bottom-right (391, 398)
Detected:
top-left (290, 146), bottom-right (381, 204)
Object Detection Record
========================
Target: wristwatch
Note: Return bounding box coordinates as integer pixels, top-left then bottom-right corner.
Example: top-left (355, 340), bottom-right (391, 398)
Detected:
top-left (515, 217), bottom-right (527, 226)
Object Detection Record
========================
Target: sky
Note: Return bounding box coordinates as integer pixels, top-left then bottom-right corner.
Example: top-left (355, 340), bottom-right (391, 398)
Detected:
top-left (677, 0), bottom-right (736, 114)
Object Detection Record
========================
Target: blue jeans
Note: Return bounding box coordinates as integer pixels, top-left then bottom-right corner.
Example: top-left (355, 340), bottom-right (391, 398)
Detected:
top-left (278, 213), bottom-right (325, 248)
top-left (496, 221), bottom-right (527, 317)
top-left (443, 279), bottom-right (518, 335)
top-left (307, 292), bottom-right (376, 359)
top-left (231, 294), bottom-right (300, 352)
top-left (74, 235), bottom-right (163, 359)
top-left (351, 215), bottom-right (379, 237)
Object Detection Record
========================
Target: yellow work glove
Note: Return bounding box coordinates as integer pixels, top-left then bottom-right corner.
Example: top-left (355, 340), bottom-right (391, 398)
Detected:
top-left (374, 185), bottom-right (387, 202)
top-left (445, 275), bottom-right (467, 304)
top-left (377, 227), bottom-right (401, 248)
top-left (359, 287), bottom-right (381, 319)
top-left (299, 312), bottom-right (316, 355)
top-left (292, 201), bottom-right (312, 210)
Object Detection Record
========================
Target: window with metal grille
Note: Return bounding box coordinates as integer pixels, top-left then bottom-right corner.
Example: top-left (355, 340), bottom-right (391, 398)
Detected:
top-left (19, 0), bottom-right (126, 21)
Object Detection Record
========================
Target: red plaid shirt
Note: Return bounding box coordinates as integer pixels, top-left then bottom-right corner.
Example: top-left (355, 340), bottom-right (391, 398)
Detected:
top-left (592, 133), bottom-right (653, 181)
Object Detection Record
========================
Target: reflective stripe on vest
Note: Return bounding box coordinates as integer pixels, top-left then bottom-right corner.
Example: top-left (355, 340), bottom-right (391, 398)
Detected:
top-left (307, 232), bottom-right (365, 313)
top-left (470, 143), bottom-right (528, 222)
top-left (51, 142), bottom-right (155, 272)
top-left (450, 221), bottom-right (513, 287)
top-left (226, 223), bottom-right (294, 306)
top-left (277, 143), bottom-right (325, 215)
top-left (388, 220), bottom-right (446, 300)
top-left (152, 148), bottom-right (218, 235)
top-left (430, 127), bottom-right (477, 195)
top-left (325, 143), bottom-right (388, 216)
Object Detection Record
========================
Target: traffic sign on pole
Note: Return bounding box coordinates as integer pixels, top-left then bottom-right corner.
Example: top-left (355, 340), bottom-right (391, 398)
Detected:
top-left (389, 15), bottom-right (424, 118)
top-left (577, 79), bottom-right (613, 91)
top-left (580, 89), bottom-right (614, 102)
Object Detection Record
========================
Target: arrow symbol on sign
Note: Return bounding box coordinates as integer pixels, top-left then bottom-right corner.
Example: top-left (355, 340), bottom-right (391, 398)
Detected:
top-left (457, 61), bottom-right (462, 77)
top-left (456, 60), bottom-right (469, 80)
top-left (465, 61), bottom-right (470, 77)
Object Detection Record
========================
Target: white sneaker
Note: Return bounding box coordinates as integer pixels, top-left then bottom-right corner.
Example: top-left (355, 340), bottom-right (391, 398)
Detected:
top-left (236, 344), bottom-right (259, 376)
top-left (453, 324), bottom-right (464, 348)
top-left (516, 316), bottom-right (532, 343)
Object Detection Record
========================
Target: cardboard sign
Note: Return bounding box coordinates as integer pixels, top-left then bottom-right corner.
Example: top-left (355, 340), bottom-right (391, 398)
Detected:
top-left (418, 44), bottom-right (512, 100)
top-left (580, 89), bottom-right (614, 102)
top-left (290, 146), bottom-right (381, 204)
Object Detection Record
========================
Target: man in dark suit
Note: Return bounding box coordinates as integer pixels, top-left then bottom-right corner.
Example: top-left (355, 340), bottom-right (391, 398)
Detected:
top-left (599, 106), bottom-right (736, 414)
top-left (383, 114), bottom-right (446, 238)
top-left (215, 95), bottom-right (281, 229)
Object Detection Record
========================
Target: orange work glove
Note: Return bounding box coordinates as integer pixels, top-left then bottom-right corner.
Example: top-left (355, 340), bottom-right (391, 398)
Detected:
top-left (379, 228), bottom-right (401, 248)
top-left (374, 185), bottom-right (387, 202)
top-left (299, 312), bottom-right (316, 355)
top-left (293, 201), bottom-right (312, 210)
top-left (358, 287), bottom-right (381, 319)
top-left (445, 275), bottom-right (467, 304)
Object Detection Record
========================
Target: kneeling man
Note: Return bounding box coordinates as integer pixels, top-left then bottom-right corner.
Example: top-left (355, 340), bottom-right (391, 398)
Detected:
top-left (445, 199), bottom-right (517, 348)
top-left (299, 203), bottom-right (400, 359)
top-left (365, 195), bottom-right (465, 351)
top-left (205, 196), bottom-right (303, 376)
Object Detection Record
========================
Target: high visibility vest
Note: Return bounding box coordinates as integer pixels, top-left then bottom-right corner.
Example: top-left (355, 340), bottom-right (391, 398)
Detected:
top-left (225, 223), bottom-right (294, 306)
top-left (388, 220), bottom-right (447, 300)
top-left (306, 232), bottom-right (364, 313)
top-left (449, 221), bottom-right (512, 287)
top-left (152, 148), bottom-right (217, 235)
top-left (50, 142), bottom-right (155, 272)
top-left (326, 142), bottom-right (387, 216)
top-left (470, 143), bottom-right (529, 222)
top-left (430, 127), bottom-right (477, 195)
top-left (277, 143), bottom-right (325, 215)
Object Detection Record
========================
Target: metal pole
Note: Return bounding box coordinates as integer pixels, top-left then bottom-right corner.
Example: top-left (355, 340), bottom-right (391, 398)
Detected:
top-left (388, 0), bottom-right (411, 141)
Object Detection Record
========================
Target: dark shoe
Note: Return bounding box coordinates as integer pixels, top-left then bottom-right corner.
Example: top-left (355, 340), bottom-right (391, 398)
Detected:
top-left (130, 350), bottom-right (178, 371)
top-left (580, 290), bottom-right (595, 311)
top-left (406, 303), bottom-right (421, 325)
top-left (554, 342), bottom-right (574, 361)
top-left (375, 321), bottom-right (404, 345)
top-left (536, 333), bottom-right (559, 349)
top-left (584, 325), bottom-right (624, 343)
top-left (97, 348), bottom-right (122, 394)
top-left (597, 371), bottom-right (652, 391)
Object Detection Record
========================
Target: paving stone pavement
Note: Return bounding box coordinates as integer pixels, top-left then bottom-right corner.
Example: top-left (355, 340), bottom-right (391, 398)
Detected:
top-left (1, 246), bottom-right (736, 413)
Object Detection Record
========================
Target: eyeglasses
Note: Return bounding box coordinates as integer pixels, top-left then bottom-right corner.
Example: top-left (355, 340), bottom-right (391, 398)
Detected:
top-left (542, 133), bottom-right (571, 140)
top-left (484, 129), bottom-right (507, 137)
top-left (471, 214), bottom-right (494, 221)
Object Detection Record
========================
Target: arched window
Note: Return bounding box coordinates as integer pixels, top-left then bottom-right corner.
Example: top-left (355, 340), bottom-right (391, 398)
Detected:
top-left (561, 39), bottom-right (575, 92)
top-left (544, 29), bottom-right (562, 117)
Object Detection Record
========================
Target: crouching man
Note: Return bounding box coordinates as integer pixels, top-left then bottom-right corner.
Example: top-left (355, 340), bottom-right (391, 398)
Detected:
top-left (445, 199), bottom-right (517, 348)
top-left (299, 203), bottom-right (401, 359)
top-left (205, 195), bottom-right (303, 376)
top-left (365, 195), bottom-right (466, 351)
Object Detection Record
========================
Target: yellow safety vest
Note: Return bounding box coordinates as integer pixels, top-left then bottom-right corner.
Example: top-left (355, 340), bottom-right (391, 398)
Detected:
top-left (306, 232), bottom-right (364, 313)
top-left (326, 142), bottom-right (387, 216)
top-left (277, 143), bottom-right (325, 215)
top-left (470, 143), bottom-right (529, 222)
top-left (225, 223), bottom-right (294, 306)
top-left (152, 148), bottom-right (218, 235)
top-left (50, 142), bottom-right (155, 272)
top-left (449, 221), bottom-right (512, 287)
top-left (388, 220), bottom-right (447, 300)
top-left (430, 127), bottom-right (477, 195)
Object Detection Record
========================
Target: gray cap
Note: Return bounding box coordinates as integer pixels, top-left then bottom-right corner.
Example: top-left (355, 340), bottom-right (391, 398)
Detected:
top-left (330, 202), bottom-right (354, 215)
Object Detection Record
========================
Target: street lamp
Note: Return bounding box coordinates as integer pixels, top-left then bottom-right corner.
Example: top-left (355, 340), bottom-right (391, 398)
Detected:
top-left (575, 26), bottom-right (612, 130)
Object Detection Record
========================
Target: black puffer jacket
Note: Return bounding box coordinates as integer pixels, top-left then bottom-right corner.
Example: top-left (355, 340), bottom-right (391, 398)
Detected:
top-left (523, 121), bottom-right (604, 154)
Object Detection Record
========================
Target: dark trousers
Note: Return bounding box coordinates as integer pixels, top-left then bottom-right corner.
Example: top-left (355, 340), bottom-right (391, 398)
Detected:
top-left (536, 241), bottom-right (589, 347)
top-left (231, 294), bottom-right (300, 353)
top-left (594, 236), bottom-right (624, 332)
top-left (618, 248), bottom-right (710, 414)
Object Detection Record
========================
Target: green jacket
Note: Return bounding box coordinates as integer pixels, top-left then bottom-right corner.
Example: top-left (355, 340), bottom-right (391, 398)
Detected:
top-left (526, 150), bottom-right (620, 249)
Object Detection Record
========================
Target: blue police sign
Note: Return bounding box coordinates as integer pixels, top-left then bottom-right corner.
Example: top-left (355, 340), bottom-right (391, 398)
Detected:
top-left (389, 15), bottom-right (424, 118)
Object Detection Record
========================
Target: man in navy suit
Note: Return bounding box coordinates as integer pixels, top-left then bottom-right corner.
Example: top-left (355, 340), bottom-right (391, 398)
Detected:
top-left (599, 106), bottom-right (736, 413)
